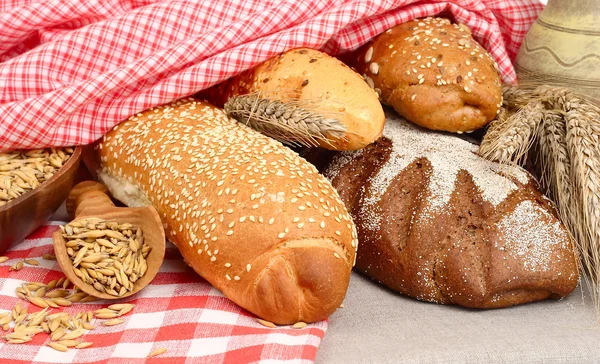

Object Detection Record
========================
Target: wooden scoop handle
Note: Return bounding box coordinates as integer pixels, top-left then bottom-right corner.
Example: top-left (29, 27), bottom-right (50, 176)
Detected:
top-left (66, 181), bottom-right (114, 219)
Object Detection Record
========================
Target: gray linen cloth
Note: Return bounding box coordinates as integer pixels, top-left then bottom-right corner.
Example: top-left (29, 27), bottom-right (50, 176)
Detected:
top-left (317, 273), bottom-right (600, 364)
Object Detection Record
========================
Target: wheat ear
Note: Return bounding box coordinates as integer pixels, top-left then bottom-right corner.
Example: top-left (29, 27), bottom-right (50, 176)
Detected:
top-left (536, 109), bottom-right (575, 232)
top-left (223, 94), bottom-right (347, 148)
top-left (502, 85), bottom-right (533, 110)
top-left (479, 100), bottom-right (544, 165)
top-left (565, 110), bottom-right (600, 295)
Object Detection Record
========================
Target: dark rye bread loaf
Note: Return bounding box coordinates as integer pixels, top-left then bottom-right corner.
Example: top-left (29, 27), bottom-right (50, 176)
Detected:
top-left (323, 112), bottom-right (579, 308)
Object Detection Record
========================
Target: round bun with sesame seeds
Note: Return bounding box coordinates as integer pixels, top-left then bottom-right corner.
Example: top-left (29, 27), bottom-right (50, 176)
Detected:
top-left (350, 17), bottom-right (503, 133)
top-left (92, 98), bottom-right (357, 325)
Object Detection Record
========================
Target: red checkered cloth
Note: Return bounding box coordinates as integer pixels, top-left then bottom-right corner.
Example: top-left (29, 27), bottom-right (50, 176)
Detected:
top-left (0, 223), bottom-right (326, 363)
top-left (0, 0), bottom-right (543, 152)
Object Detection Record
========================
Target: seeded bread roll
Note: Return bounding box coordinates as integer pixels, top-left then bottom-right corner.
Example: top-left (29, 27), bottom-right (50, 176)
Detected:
top-left (93, 99), bottom-right (357, 325)
top-left (202, 48), bottom-right (385, 151)
top-left (351, 17), bottom-right (502, 133)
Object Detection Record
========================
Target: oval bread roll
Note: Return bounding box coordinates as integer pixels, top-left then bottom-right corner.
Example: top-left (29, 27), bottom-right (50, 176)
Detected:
top-left (94, 99), bottom-right (357, 324)
top-left (203, 48), bottom-right (385, 151)
top-left (352, 17), bottom-right (503, 133)
top-left (324, 113), bottom-right (579, 308)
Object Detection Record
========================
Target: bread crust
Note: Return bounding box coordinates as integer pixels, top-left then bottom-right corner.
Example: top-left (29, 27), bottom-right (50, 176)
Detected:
top-left (324, 113), bottom-right (579, 308)
top-left (351, 17), bottom-right (502, 133)
top-left (202, 48), bottom-right (385, 150)
top-left (94, 99), bottom-right (357, 324)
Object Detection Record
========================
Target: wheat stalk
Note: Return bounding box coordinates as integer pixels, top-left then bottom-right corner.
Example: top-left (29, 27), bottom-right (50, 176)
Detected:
top-left (223, 93), bottom-right (347, 148)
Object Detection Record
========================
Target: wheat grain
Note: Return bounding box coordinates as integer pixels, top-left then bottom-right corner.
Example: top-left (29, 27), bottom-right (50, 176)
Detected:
top-left (57, 339), bottom-right (80, 347)
top-left (0, 315), bottom-right (12, 326)
top-left (60, 328), bottom-right (85, 341)
top-left (45, 289), bottom-right (69, 298)
top-left (24, 259), bottom-right (38, 266)
top-left (26, 296), bottom-right (48, 308)
top-left (5, 332), bottom-right (33, 342)
top-left (9, 261), bottom-right (23, 271)
top-left (107, 303), bottom-right (135, 312)
top-left (76, 342), bottom-right (93, 349)
top-left (292, 322), bottom-right (307, 329)
top-left (45, 299), bottom-right (60, 308)
top-left (34, 287), bottom-right (46, 298)
top-left (62, 218), bottom-right (149, 297)
top-left (102, 318), bottom-right (124, 326)
top-left (48, 342), bottom-right (69, 352)
top-left (50, 327), bottom-right (67, 341)
top-left (51, 297), bottom-right (73, 307)
top-left (82, 323), bottom-right (95, 330)
top-left (0, 148), bottom-right (73, 206)
top-left (257, 319), bottom-right (277, 328)
top-left (148, 348), bottom-right (167, 357)
top-left (41, 321), bottom-right (50, 333)
top-left (79, 295), bottom-right (97, 303)
top-left (12, 302), bottom-right (23, 319)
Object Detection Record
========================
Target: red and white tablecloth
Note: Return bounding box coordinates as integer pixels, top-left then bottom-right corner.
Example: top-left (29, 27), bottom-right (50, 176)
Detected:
top-left (0, 0), bottom-right (542, 152)
top-left (0, 222), bottom-right (326, 363)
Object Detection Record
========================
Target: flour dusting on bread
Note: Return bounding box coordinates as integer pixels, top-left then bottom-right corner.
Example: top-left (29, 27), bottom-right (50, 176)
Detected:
top-left (360, 113), bottom-right (530, 230)
top-left (497, 200), bottom-right (569, 272)
top-left (325, 110), bottom-right (579, 308)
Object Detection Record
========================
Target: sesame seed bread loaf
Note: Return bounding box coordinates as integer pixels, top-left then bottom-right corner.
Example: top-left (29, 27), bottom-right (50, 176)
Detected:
top-left (201, 48), bottom-right (385, 151)
top-left (323, 111), bottom-right (579, 308)
top-left (93, 99), bottom-right (357, 324)
top-left (350, 17), bottom-right (502, 133)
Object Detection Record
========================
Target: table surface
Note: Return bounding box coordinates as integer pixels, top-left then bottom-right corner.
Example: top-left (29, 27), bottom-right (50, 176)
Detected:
top-left (53, 205), bottom-right (598, 364)
top-left (317, 273), bottom-right (600, 364)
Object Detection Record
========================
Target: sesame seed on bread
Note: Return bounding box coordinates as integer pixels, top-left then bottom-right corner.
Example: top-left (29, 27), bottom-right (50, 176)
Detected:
top-left (352, 17), bottom-right (503, 133)
top-left (93, 99), bottom-right (357, 324)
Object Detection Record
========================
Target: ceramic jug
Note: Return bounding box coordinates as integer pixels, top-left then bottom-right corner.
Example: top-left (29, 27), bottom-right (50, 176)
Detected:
top-left (514, 0), bottom-right (600, 105)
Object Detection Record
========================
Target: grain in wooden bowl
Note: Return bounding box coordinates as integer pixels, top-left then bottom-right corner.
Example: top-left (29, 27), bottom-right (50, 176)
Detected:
top-left (60, 217), bottom-right (151, 297)
top-left (0, 147), bottom-right (82, 254)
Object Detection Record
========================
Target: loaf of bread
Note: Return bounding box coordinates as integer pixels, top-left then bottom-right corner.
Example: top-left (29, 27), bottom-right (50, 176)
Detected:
top-left (350, 17), bottom-right (502, 133)
top-left (201, 48), bottom-right (385, 151)
top-left (323, 111), bottom-right (579, 308)
top-left (92, 99), bottom-right (357, 324)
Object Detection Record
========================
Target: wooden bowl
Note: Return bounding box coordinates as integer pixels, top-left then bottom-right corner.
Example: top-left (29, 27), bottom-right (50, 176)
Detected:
top-left (53, 181), bottom-right (165, 299)
top-left (0, 147), bottom-right (82, 254)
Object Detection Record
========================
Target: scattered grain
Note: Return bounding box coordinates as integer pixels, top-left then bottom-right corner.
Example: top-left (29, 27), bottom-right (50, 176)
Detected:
top-left (48, 342), bottom-right (69, 352)
top-left (102, 318), bottom-right (124, 326)
top-left (148, 348), bottom-right (167, 357)
top-left (292, 322), bottom-right (307, 329)
top-left (257, 319), bottom-right (277, 328)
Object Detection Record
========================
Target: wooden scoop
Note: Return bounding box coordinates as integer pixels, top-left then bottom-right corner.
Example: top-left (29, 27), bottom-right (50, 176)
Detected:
top-left (53, 181), bottom-right (165, 300)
